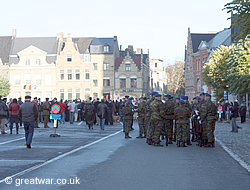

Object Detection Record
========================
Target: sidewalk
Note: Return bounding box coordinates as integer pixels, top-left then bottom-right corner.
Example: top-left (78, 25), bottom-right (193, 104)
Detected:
top-left (215, 117), bottom-right (250, 172)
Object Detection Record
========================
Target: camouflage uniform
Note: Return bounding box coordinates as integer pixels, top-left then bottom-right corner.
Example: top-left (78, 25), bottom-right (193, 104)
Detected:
top-left (145, 98), bottom-right (154, 140)
top-left (160, 99), bottom-right (175, 141)
top-left (122, 105), bottom-right (134, 136)
top-left (173, 102), bottom-right (180, 141)
top-left (201, 100), bottom-right (217, 145)
top-left (185, 101), bottom-right (192, 143)
top-left (199, 100), bottom-right (208, 144)
top-left (138, 101), bottom-right (147, 137)
top-left (174, 104), bottom-right (190, 145)
top-left (150, 99), bottom-right (164, 144)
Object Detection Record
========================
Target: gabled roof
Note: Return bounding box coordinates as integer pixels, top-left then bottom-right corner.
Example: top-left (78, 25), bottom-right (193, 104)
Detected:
top-left (115, 57), bottom-right (141, 71)
top-left (90, 38), bottom-right (115, 54)
top-left (0, 36), bottom-right (12, 64)
top-left (208, 29), bottom-right (231, 50)
top-left (72, 37), bottom-right (94, 54)
top-left (10, 37), bottom-right (59, 55)
top-left (191, 33), bottom-right (216, 53)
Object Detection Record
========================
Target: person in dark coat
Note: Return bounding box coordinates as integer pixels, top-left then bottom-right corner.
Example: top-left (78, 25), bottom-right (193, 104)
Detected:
top-left (239, 103), bottom-right (247, 123)
top-left (230, 101), bottom-right (239, 133)
top-left (84, 100), bottom-right (96, 129)
top-left (94, 98), bottom-right (100, 125)
top-left (9, 98), bottom-right (20, 134)
top-left (0, 98), bottom-right (9, 134)
top-left (97, 99), bottom-right (108, 130)
top-left (106, 100), bottom-right (113, 125)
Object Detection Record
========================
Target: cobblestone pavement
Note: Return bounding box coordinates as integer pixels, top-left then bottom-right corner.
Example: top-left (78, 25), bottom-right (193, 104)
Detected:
top-left (215, 117), bottom-right (250, 172)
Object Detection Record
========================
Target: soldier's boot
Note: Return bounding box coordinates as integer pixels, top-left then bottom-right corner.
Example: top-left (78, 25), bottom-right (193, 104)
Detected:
top-left (181, 141), bottom-right (187, 147)
top-left (10, 126), bottom-right (13, 135)
top-left (191, 135), bottom-right (195, 142)
top-left (146, 138), bottom-right (149, 143)
top-left (199, 139), bottom-right (204, 147)
top-left (204, 139), bottom-right (208, 147)
top-left (177, 141), bottom-right (181, 147)
top-left (16, 125), bottom-right (19, 134)
top-left (211, 141), bottom-right (215, 147)
top-left (168, 138), bottom-right (173, 144)
top-left (148, 139), bottom-right (153, 145)
top-left (187, 140), bottom-right (192, 146)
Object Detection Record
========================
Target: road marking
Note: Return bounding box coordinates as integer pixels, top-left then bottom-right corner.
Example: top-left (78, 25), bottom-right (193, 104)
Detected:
top-left (216, 138), bottom-right (250, 173)
top-left (0, 137), bottom-right (25, 145)
top-left (0, 129), bottom-right (123, 184)
top-left (77, 121), bottom-right (83, 126)
top-left (0, 160), bottom-right (45, 162)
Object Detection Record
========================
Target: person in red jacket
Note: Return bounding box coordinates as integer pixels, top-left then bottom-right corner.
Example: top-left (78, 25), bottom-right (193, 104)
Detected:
top-left (59, 99), bottom-right (66, 124)
top-left (9, 98), bottom-right (20, 134)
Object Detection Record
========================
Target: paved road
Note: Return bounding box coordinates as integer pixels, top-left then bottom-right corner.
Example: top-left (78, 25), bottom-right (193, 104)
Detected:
top-left (0, 121), bottom-right (249, 190)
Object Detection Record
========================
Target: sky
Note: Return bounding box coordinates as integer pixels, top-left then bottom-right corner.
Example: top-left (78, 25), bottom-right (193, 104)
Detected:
top-left (0, 0), bottom-right (231, 65)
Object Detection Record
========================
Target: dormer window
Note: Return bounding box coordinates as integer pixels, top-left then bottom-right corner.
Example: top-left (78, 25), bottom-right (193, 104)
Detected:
top-left (67, 53), bottom-right (72, 62)
top-left (104, 45), bottom-right (109, 53)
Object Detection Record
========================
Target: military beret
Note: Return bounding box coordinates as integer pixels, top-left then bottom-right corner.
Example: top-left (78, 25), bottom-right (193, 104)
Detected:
top-left (155, 94), bottom-right (162, 97)
top-left (197, 97), bottom-right (201, 100)
top-left (129, 97), bottom-right (134, 100)
top-left (200, 92), bottom-right (205, 96)
top-left (165, 94), bottom-right (171, 98)
top-left (46, 97), bottom-right (49, 100)
top-left (125, 95), bottom-right (129, 98)
top-left (150, 91), bottom-right (158, 95)
top-left (176, 97), bottom-right (180, 100)
top-left (139, 97), bottom-right (143, 100)
top-left (180, 100), bottom-right (186, 104)
top-left (180, 95), bottom-right (187, 100)
top-left (143, 97), bottom-right (147, 100)
top-left (193, 97), bottom-right (197, 100)
top-left (25, 95), bottom-right (31, 99)
top-left (205, 93), bottom-right (211, 97)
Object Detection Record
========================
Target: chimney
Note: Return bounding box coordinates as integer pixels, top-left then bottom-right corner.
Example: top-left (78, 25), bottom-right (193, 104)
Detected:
top-left (114, 36), bottom-right (117, 41)
top-left (120, 45), bottom-right (122, 51)
top-left (67, 33), bottom-right (72, 42)
top-left (12, 29), bottom-right (16, 38)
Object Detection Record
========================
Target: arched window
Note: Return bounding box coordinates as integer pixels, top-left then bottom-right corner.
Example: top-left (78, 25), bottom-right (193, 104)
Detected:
top-left (197, 79), bottom-right (201, 92)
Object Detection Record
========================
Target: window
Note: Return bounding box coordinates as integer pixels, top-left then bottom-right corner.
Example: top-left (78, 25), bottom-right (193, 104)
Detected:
top-left (67, 69), bottom-right (72, 80)
top-left (103, 79), bottom-right (110, 87)
top-left (93, 62), bottom-right (98, 70)
top-left (85, 69), bottom-right (90, 80)
top-left (67, 54), bottom-right (72, 62)
top-left (25, 59), bottom-right (30, 65)
top-left (35, 74), bottom-right (41, 85)
top-left (120, 79), bottom-right (126, 88)
top-left (45, 91), bottom-right (52, 99)
top-left (45, 74), bottom-right (51, 86)
top-left (85, 88), bottom-right (90, 92)
top-left (75, 88), bottom-right (80, 99)
top-left (197, 79), bottom-right (201, 92)
top-left (59, 69), bottom-right (64, 80)
top-left (84, 54), bottom-right (90, 62)
top-left (25, 92), bottom-right (31, 96)
top-left (75, 69), bottom-right (80, 80)
top-left (155, 63), bottom-right (157, 68)
top-left (24, 74), bottom-right (31, 85)
top-left (68, 88), bottom-right (72, 100)
top-left (103, 62), bottom-right (109, 71)
top-left (125, 64), bottom-right (131, 71)
top-left (93, 79), bottom-right (98, 87)
top-left (131, 78), bottom-right (137, 88)
top-left (60, 89), bottom-right (64, 100)
top-left (35, 91), bottom-right (41, 98)
top-left (93, 93), bottom-right (98, 99)
top-left (104, 46), bottom-right (109, 53)
top-left (36, 59), bottom-right (41, 65)
top-left (85, 94), bottom-right (90, 99)
top-left (14, 74), bottom-right (20, 86)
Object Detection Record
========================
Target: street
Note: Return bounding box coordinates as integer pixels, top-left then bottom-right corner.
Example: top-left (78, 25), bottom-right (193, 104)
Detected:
top-left (0, 121), bottom-right (249, 190)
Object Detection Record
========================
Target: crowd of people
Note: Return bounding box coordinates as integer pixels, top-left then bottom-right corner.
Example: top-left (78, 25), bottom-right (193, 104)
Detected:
top-left (0, 92), bottom-right (248, 149)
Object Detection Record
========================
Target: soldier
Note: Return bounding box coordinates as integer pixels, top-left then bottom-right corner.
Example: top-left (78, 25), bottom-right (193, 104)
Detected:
top-left (150, 94), bottom-right (164, 147)
top-left (32, 97), bottom-right (39, 128)
top-left (145, 91), bottom-right (158, 145)
top-left (137, 97), bottom-right (147, 138)
top-left (201, 93), bottom-right (217, 147)
top-left (42, 98), bottom-right (50, 128)
top-left (191, 97), bottom-right (200, 142)
top-left (174, 100), bottom-right (190, 147)
top-left (180, 95), bottom-right (192, 145)
top-left (122, 102), bottom-right (134, 139)
top-left (198, 92), bottom-right (207, 147)
top-left (173, 97), bottom-right (180, 142)
top-left (160, 94), bottom-right (175, 146)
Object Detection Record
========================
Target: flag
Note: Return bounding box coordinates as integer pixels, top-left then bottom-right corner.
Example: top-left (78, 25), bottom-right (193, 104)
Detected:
top-left (106, 95), bottom-right (108, 101)
top-left (114, 92), bottom-right (117, 101)
top-left (110, 92), bottom-right (112, 100)
top-left (118, 92), bottom-right (120, 99)
top-left (34, 85), bottom-right (37, 89)
top-left (24, 85), bottom-right (31, 90)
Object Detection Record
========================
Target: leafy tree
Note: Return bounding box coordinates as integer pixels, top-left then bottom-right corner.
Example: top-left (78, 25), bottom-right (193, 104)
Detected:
top-left (223, 0), bottom-right (250, 43)
top-left (0, 77), bottom-right (10, 97)
top-left (202, 45), bottom-right (234, 100)
top-left (227, 37), bottom-right (250, 96)
top-left (165, 61), bottom-right (185, 96)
